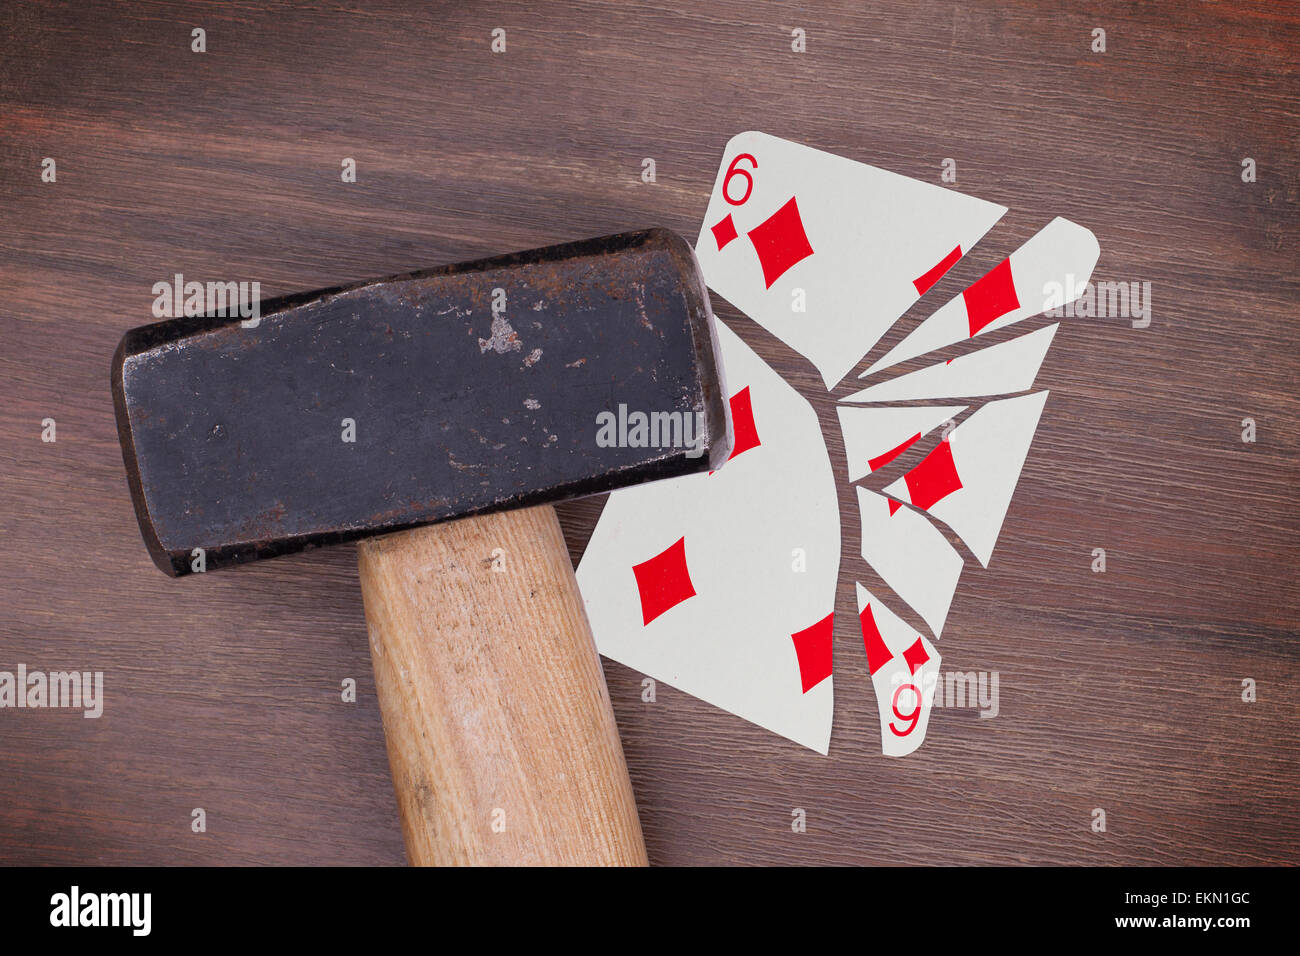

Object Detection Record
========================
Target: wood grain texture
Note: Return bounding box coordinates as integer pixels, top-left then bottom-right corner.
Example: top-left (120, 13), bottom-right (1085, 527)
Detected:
top-left (357, 507), bottom-right (646, 866)
top-left (0, 0), bottom-right (1297, 865)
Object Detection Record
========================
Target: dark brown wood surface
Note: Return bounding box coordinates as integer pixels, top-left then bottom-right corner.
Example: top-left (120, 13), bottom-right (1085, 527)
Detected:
top-left (1, 0), bottom-right (1296, 866)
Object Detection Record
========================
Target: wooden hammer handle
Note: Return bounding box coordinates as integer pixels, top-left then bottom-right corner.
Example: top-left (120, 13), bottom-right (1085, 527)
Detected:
top-left (356, 504), bottom-right (648, 866)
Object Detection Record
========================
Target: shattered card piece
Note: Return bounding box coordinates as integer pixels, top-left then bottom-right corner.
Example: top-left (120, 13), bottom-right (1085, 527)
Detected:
top-left (856, 583), bottom-right (942, 756)
top-left (864, 218), bottom-right (1098, 375)
top-left (577, 320), bottom-right (839, 754)
top-left (836, 404), bottom-right (966, 482)
top-left (694, 131), bottom-right (1006, 389)
top-left (843, 324), bottom-right (1059, 403)
top-left (883, 391), bottom-right (1049, 567)
top-left (856, 486), bottom-right (964, 639)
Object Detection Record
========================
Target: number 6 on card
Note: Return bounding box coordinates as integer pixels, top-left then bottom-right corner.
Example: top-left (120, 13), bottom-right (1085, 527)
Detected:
top-left (694, 131), bottom-right (1007, 389)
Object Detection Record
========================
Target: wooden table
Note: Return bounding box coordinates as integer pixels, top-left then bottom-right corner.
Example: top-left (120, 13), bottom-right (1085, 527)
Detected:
top-left (1, 0), bottom-right (1296, 865)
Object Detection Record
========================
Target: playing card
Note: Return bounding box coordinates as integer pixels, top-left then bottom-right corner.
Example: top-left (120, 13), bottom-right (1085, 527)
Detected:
top-left (578, 134), bottom-right (1095, 761)
top-left (856, 583), bottom-right (942, 756)
top-left (694, 131), bottom-right (1006, 389)
top-left (882, 391), bottom-right (1049, 567)
top-left (836, 404), bottom-right (966, 482)
top-left (577, 320), bottom-right (839, 753)
top-left (842, 323), bottom-right (1059, 403)
top-left (864, 218), bottom-right (1098, 375)
top-left (856, 486), bottom-right (964, 639)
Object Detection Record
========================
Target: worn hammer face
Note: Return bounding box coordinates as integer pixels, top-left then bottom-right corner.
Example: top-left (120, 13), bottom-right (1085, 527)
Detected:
top-left (112, 230), bottom-right (730, 576)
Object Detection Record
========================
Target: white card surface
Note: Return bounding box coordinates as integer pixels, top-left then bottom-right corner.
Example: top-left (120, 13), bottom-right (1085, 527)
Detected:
top-left (843, 323), bottom-right (1059, 403)
top-left (883, 391), bottom-right (1049, 567)
top-left (577, 320), bottom-right (839, 753)
top-left (864, 218), bottom-right (1098, 375)
top-left (836, 404), bottom-right (966, 482)
top-left (856, 486), bottom-right (964, 639)
top-left (694, 131), bottom-right (1006, 389)
top-left (856, 583), bottom-right (942, 756)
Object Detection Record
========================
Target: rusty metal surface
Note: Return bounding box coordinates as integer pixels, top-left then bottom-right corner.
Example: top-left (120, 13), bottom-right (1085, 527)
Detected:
top-left (112, 229), bottom-right (730, 575)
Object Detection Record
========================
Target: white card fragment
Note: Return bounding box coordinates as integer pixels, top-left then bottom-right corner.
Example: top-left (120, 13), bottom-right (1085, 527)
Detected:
top-left (836, 404), bottom-right (966, 482)
top-left (856, 486), bottom-right (964, 639)
top-left (843, 323), bottom-right (1059, 403)
top-left (856, 583), bottom-right (942, 757)
top-left (577, 320), bottom-right (839, 753)
top-left (864, 218), bottom-right (1098, 376)
top-left (694, 131), bottom-right (1006, 389)
top-left (883, 391), bottom-right (1049, 567)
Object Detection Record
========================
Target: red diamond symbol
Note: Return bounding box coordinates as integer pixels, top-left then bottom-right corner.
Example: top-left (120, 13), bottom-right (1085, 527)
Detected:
top-left (963, 257), bottom-right (1020, 335)
top-left (791, 612), bottom-right (834, 693)
top-left (727, 386), bottom-right (761, 461)
top-left (711, 213), bottom-right (739, 251)
top-left (858, 604), bottom-right (894, 676)
top-left (868, 432), bottom-right (920, 473)
top-left (913, 244), bottom-right (963, 296)
top-left (746, 196), bottom-right (814, 289)
top-left (631, 536), bottom-right (697, 626)
top-left (903, 439), bottom-right (964, 511)
top-left (902, 638), bottom-right (930, 675)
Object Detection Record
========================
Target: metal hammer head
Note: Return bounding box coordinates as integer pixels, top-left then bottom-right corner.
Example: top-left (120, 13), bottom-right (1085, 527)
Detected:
top-left (112, 230), bottom-right (731, 575)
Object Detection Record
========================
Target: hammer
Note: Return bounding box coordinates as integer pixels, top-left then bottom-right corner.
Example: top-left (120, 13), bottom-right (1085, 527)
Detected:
top-left (111, 229), bottom-right (731, 865)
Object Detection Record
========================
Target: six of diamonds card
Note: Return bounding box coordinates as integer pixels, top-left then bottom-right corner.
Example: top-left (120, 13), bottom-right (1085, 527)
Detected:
top-left (578, 131), bottom-right (1099, 757)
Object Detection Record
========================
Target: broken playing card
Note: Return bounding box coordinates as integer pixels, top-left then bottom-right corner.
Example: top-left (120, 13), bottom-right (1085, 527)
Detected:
top-left (577, 132), bottom-right (1097, 758)
top-left (694, 131), bottom-right (1006, 389)
top-left (856, 486), bottom-right (964, 639)
top-left (882, 391), bottom-right (1050, 567)
top-left (842, 323), bottom-right (1059, 404)
top-left (864, 217), bottom-right (1098, 376)
top-left (836, 403), bottom-right (965, 482)
top-left (856, 583), bottom-right (942, 757)
top-left (576, 320), bottom-right (839, 754)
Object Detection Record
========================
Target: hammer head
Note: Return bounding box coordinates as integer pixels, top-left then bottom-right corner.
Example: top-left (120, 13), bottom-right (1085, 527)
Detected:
top-left (112, 230), bottom-right (730, 576)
